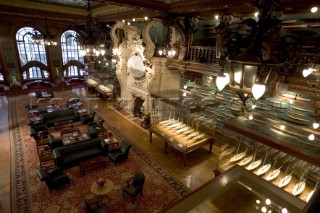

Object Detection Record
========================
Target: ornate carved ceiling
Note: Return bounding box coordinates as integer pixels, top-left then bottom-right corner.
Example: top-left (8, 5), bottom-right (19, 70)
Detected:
top-left (0, 0), bottom-right (318, 25)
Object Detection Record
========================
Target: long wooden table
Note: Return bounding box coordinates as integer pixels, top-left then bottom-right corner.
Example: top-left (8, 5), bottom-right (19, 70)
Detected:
top-left (149, 121), bottom-right (215, 166)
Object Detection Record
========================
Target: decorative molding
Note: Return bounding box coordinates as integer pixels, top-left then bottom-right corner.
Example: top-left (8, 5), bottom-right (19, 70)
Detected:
top-left (110, 21), bottom-right (125, 49)
top-left (142, 20), bottom-right (161, 60)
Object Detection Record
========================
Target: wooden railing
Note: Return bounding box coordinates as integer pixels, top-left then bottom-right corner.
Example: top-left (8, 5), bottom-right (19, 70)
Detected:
top-left (188, 46), bottom-right (217, 64)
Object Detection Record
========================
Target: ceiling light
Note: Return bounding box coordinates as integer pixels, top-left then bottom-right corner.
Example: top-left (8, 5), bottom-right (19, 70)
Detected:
top-left (132, 18), bottom-right (136, 22)
top-left (215, 15), bottom-right (219, 20)
top-left (249, 115), bottom-right (253, 120)
top-left (144, 16), bottom-right (149, 21)
top-left (308, 134), bottom-right (315, 141)
top-left (122, 19), bottom-right (125, 23)
top-left (252, 82), bottom-right (266, 100)
top-left (313, 122), bottom-right (319, 129)
top-left (311, 7), bottom-right (318, 13)
top-left (255, 12), bottom-right (259, 17)
top-left (127, 22), bottom-right (131, 25)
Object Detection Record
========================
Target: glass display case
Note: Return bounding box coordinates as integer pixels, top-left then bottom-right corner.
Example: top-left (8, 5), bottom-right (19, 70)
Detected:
top-left (164, 165), bottom-right (309, 213)
top-left (215, 129), bottom-right (320, 203)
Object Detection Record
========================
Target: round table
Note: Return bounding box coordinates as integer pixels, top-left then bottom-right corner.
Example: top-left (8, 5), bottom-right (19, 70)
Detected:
top-left (91, 179), bottom-right (114, 196)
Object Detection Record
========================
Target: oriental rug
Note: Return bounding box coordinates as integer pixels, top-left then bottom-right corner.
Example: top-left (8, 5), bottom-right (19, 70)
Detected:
top-left (9, 92), bottom-right (190, 213)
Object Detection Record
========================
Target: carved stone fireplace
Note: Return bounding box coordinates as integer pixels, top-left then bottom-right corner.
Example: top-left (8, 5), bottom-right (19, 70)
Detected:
top-left (110, 21), bottom-right (183, 117)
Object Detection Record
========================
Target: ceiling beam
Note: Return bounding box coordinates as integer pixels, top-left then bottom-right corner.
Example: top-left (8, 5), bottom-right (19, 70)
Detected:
top-left (0, 5), bottom-right (86, 24)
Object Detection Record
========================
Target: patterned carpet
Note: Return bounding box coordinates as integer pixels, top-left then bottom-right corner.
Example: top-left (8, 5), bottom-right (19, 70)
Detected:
top-left (9, 92), bottom-right (190, 213)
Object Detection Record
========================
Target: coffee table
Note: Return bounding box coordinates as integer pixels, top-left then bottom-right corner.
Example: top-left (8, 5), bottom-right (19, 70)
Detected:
top-left (91, 179), bottom-right (113, 196)
top-left (80, 156), bottom-right (107, 175)
top-left (54, 120), bottom-right (73, 130)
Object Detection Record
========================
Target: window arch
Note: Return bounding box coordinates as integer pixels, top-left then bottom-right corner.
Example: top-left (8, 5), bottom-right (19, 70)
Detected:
top-left (16, 27), bottom-right (47, 66)
top-left (61, 30), bottom-right (84, 77)
top-left (16, 27), bottom-right (49, 80)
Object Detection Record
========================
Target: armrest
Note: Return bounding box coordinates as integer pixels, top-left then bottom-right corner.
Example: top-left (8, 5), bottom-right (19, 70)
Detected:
top-left (37, 168), bottom-right (48, 181)
top-left (53, 149), bottom-right (61, 158)
top-left (109, 147), bottom-right (121, 153)
top-left (100, 141), bottom-right (109, 151)
top-left (126, 177), bottom-right (133, 185)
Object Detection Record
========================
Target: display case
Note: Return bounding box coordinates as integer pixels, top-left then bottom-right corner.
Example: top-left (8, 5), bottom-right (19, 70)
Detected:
top-left (164, 165), bottom-right (310, 213)
top-left (215, 128), bottom-right (320, 204)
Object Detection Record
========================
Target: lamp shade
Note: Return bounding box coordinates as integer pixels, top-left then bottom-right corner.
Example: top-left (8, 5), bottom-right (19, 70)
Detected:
top-left (252, 82), bottom-right (266, 100)
top-left (216, 73), bottom-right (230, 91)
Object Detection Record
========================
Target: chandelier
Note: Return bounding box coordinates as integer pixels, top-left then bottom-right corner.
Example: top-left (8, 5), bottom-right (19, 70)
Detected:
top-left (215, 0), bottom-right (289, 100)
top-left (157, 27), bottom-right (178, 58)
top-left (31, 18), bottom-right (57, 46)
top-left (76, 0), bottom-right (106, 58)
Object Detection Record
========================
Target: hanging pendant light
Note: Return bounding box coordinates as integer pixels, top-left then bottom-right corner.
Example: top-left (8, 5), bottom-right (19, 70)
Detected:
top-left (252, 81), bottom-right (266, 100)
top-left (216, 73), bottom-right (230, 91)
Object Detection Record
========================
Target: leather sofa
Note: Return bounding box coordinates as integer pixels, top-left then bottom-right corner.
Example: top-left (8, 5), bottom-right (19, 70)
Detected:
top-left (40, 108), bottom-right (78, 128)
top-left (53, 138), bottom-right (108, 168)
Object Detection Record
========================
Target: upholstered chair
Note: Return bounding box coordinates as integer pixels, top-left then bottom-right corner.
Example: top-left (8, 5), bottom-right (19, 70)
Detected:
top-left (37, 167), bottom-right (71, 192)
top-left (83, 200), bottom-right (108, 213)
top-left (81, 111), bottom-right (96, 124)
top-left (108, 141), bottom-right (132, 164)
top-left (87, 117), bottom-right (105, 139)
top-left (123, 171), bottom-right (145, 203)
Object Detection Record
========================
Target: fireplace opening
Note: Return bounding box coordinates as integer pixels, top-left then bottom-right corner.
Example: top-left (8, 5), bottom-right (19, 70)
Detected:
top-left (133, 96), bottom-right (144, 118)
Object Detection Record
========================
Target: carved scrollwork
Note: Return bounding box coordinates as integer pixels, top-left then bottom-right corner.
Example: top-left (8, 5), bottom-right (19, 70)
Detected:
top-left (110, 21), bottom-right (125, 49)
top-left (142, 20), bottom-right (161, 60)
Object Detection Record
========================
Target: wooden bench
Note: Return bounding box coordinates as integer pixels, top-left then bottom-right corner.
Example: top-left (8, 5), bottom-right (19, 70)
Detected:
top-left (79, 156), bottom-right (107, 175)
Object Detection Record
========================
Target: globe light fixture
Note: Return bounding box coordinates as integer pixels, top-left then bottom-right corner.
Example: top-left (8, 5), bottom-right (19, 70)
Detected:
top-left (252, 81), bottom-right (266, 100)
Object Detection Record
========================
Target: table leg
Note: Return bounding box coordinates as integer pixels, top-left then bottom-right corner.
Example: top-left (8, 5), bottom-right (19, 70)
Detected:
top-left (209, 141), bottom-right (214, 154)
top-left (149, 131), bottom-right (153, 143)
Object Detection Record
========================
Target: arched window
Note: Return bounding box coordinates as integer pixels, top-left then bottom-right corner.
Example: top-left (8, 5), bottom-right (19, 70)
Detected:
top-left (16, 27), bottom-right (49, 80)
top-left (23, 67), bottom-right (49, 79)
top-left (63, 65), bottom-right (85, 77)
top-left (16, 27), bottom-right (47, 66)
top-left (61, 30), bottom-right (84, 77)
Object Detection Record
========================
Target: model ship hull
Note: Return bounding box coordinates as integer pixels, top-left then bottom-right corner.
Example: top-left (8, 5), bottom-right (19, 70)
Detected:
top-left (256, 164), bottom-right (271, 176)
top-left (292, 181), bottom-right (306, 196)
top-left (246, 159), bottom-right (262, 171)
top-left (237, 155), bottom-right (253, 166)
top-left (229, 151), bottom-right (246, 163)
top-left (278, 175), bottom-right (292, 188)
top-left (306, 190), bottom-right (315, 202)
top-left (265, 168), bottom-right (281, 181)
